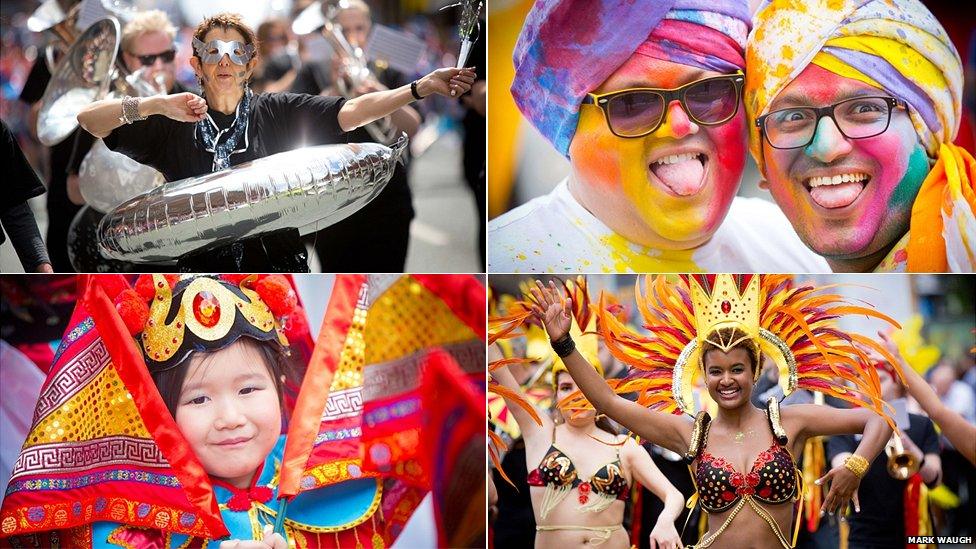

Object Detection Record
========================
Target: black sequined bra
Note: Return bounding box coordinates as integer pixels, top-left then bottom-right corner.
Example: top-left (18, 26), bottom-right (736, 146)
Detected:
top-left (682, 399), bottom-right (803, 549)
top-left (695, 440), bottom-right (797, 513)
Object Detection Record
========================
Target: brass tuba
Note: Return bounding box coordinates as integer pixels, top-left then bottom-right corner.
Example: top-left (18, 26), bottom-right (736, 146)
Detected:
top-left (35, 2), bottom-right (154, 146)
top-left (886, 430), bottom-right (921, 480)
top-left (27, 0), bottom-right (83, 72)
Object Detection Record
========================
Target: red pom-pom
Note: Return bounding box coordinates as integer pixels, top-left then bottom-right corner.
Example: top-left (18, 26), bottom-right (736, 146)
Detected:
top-left (115, 289), bottom-right (150, 335)
top-left (226, 492), bottom-right (251, 512)
top-left (134, 275), bottom-right (179, 301)
top-left (249, 486), bottom-right (273, 504)
top-left (282, 305), bottom-right (309, 340)
top-left (96, 275), bottom-right (130, 301)
top-left (254, 275), bottom-right (297, 318)
top-left (133, 275), bottom-right (156, 300)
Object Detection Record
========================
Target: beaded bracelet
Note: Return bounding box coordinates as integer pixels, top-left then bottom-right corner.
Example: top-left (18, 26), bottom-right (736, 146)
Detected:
top-left (119, 96), bottom-right (146, 125)
top-left (844, 454), bottom-right (869, 478)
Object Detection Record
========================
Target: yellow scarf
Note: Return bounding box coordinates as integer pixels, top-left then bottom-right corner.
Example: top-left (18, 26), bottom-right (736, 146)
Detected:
top-left (907, 142), bottom-right (976, 271)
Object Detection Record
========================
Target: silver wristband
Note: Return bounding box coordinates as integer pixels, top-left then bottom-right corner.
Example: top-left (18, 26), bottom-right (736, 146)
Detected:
top-left (120, 95), bottom-right (145, 124)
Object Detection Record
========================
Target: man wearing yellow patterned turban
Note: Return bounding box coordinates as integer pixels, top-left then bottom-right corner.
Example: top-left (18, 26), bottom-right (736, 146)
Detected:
top-left (746, 0), bottom-right (976, 272)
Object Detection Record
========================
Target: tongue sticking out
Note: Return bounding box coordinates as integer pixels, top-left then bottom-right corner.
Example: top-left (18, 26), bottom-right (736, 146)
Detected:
top-left (809, 181), bottom-right (865, 209)
top-left (650, 156), bottom-right (705, 196)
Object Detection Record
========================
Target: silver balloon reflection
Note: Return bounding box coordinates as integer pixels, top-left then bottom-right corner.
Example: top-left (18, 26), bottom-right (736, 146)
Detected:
top-left (98, 135), bottom-right (408, 264)
top-left (79, 139), bottom-right (165, 213)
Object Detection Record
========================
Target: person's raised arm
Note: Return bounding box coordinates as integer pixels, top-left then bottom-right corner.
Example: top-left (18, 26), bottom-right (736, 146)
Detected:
top-left (77, 93), bottom-right (208, 139)
top-left (528, 280), bottom-right (691, 455)
top-left (878, 331), bottom-right (976, 465)
top-left (336, 67), bottom-right (474, 132)
top-left (489, 343), bottom-right (552, 446)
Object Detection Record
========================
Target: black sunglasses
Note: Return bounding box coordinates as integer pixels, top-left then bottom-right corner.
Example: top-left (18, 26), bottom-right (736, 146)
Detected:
top-left (581, 73), bottom-right (744, 138)
top-left (133, 49), bottom-right (176, 66)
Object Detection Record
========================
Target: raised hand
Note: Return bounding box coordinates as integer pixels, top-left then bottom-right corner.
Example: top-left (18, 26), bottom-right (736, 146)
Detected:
top-left (419, 67), bottom-right (476, 98)
top-left (157, 92), bottom-right (208, 122)
top-left (527, 280), bottom-right (571, 342)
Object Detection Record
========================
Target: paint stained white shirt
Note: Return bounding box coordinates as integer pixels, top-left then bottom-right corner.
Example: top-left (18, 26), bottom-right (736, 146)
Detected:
top-left (488, 179), bottom-right (830, 273)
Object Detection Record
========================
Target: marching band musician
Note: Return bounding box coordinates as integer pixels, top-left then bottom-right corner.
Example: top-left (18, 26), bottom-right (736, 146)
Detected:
top-left (77, 12), bottom-right (473, 272)
top-left (289, 0), bottom-right (420, 272)
top-left (0, 119), bottom-right (52, 273)
top-left (19, 9), bottom-right (188, 272)
top-left (826, 350), bottom-right (942, 549)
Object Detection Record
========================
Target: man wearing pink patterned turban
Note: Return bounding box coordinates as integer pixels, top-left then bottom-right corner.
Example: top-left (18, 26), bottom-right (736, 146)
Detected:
top-left (487, 0), bottom-right (828, 273)
top-left (746, 0), bottom-right (975, 272)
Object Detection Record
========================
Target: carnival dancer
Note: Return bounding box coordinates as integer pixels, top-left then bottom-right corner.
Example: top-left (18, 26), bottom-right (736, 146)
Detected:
top-left (745, 0), bottom-right (975, 272)
top-left (490, 281), bottom-right (684, 548)
top-left (0, 274), bottom-right (384, 547)
top-left (77, 12), bottom-right (474, 272)
top-left (517, 275), bottom-right (904, 548)
top-left (487, 0), bottom-right (828, 273)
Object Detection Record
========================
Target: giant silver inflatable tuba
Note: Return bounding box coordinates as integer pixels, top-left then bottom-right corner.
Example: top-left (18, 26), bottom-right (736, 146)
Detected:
top-left (97, 135), bottom-right (408, 264)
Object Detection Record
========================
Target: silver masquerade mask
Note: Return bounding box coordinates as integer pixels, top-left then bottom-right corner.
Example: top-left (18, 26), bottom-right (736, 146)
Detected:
top-left (192, 38), bottom-right (256, 65)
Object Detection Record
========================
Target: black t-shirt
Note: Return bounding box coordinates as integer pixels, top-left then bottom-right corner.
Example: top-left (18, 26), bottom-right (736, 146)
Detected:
top-left (1, 120), bottom-right (45, 210)
top-left (826, 413), bottom-right (940, 548)
top-left (104, 92), bottom-right (347, 182)
top-left (1, 119), bottom-right (47, 247)
top-left (289, 60), bottom-right (414, 218)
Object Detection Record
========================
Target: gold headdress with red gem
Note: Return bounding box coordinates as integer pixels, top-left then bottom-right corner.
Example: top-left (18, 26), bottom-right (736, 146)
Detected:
top-left (599, 274), bottom-right (904, 425)
top-left (117, 274), bottom-right (296, 371)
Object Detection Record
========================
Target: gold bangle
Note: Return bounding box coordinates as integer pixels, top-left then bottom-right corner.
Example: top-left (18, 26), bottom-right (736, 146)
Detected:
top-left (844, 454), bottom-right (869, 478)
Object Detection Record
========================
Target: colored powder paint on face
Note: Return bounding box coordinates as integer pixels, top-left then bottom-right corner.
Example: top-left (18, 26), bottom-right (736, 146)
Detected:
top-left (762, 64), bottom-right (927, 261)
top-left (570, 54), bottom-right (745, 247)
top-left (889, 144), bottom-right (929, 208)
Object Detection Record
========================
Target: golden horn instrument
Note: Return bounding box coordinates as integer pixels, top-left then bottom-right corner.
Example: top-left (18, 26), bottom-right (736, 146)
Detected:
top-left (321, 4), bottom-right (398, 145)
top-left (886, 430), bottom-right (920, 480)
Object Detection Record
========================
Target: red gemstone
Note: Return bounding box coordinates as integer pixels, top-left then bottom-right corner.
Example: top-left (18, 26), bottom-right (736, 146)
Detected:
top-left (193, 291), bottom-right (220, 327)
top-left (578, 493), bottom-right (589, 504)
top-left (721, 300), bottom-right (731, 314)
top-left (579, 482), bottom-right (591, 494)
top-left (759, 487), bottom-right (772, 498)
top-left (722, 491), bottom-right (735, 501)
